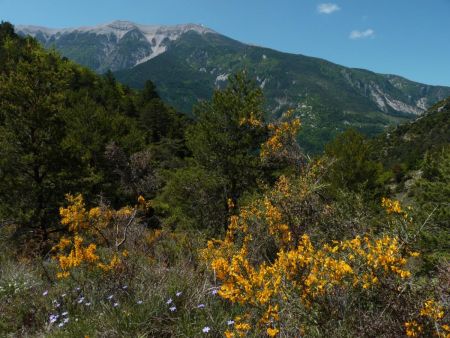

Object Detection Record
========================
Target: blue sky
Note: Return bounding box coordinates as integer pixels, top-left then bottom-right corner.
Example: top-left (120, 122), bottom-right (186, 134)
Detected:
top-left (1, 0), bottom-right (450, 86)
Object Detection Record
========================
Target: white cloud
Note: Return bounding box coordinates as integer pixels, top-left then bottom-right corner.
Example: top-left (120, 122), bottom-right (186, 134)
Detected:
top-left (349, 29), bottom-right (375, 39)
top-left (317, 3), bottom-right (341, 14)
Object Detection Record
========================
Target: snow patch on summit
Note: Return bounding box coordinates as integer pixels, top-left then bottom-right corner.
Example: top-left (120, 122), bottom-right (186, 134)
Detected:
top-left (17, 21), bottom-right (214, 41)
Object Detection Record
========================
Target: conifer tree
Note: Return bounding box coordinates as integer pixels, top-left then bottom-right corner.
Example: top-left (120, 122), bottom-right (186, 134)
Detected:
top-left (0, 37), bottom-right (76, 240)
top-left (157, 73), bottom-right (269, 232)
top-left (186, 72), bottom-right (268, 206)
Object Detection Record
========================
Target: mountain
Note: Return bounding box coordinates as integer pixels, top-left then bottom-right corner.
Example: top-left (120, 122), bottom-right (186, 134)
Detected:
top-left (16, 20), bottom-right (450, 152)
top-left (17, 21), bottom-right (214, 73)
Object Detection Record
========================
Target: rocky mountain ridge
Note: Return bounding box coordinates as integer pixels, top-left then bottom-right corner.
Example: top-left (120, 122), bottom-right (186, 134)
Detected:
top-left (17, 20), bottom-right (214, 72)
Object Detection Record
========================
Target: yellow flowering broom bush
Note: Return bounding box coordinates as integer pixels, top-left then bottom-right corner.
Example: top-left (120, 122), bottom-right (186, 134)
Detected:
top-left (260, 110), bottom-right (304, 168)
top-left (52, 194), bottom-right (147, 279)
top-left (201, 164), bottom-right (422, 336)
top-left (201, 110), bottom-right (444, 336)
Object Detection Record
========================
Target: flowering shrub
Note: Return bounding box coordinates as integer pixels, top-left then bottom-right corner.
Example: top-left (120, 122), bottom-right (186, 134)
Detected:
top-left (260, 110), bottom-right (302, 166)
top-left (381, 197), bottom-right (404, 215)
top-left (201, 169), bottom-right (418, 336)
top-left (404, 299), bottom-right (449, 337)
top-left (52, 194), bottom-right (145, 279)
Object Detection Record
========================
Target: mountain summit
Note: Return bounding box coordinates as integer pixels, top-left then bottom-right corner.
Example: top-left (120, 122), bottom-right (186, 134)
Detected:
top-left (17, 21), bottom-right (215, 72)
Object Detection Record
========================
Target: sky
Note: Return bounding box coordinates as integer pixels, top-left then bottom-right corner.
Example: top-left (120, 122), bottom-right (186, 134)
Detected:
top-left (1, 0), bottom-right (450, 86)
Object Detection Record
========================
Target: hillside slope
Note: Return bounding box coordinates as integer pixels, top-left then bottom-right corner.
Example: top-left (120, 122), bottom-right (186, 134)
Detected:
top-left (373, 96), bottom-right (450, 169)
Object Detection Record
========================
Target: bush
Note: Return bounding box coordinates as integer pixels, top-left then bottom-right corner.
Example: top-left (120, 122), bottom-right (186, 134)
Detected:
top-left (200, 163), bottom-right (449, 337)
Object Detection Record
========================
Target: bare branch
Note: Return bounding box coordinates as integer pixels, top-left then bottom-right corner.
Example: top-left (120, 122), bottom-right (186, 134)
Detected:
top-left (116, 209), bottom-right (137, 250)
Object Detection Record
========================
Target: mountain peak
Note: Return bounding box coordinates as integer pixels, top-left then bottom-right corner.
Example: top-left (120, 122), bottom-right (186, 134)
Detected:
top-left (16, 21), bottom-right (215, 39)
top-left (16, 21), bottom-right (216, 72)
top-left (107, 20), bottom-right (138, 30)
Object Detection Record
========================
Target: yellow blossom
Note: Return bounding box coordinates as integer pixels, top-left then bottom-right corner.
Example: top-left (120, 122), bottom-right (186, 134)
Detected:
top-left (137, 195), bottom-right (146, 205)
top-left (405, 321), bottom-right (422, 337)
top-left (224, 330), bottom-right (235, 338)
top-left (200, 174), bottom-right (416, 337)
top-left (420, 299), bottom-right (444, 320)
top-left (267, 327), bottom-right (279, 337)
top-left (381, 197), bottom-right (405, 215)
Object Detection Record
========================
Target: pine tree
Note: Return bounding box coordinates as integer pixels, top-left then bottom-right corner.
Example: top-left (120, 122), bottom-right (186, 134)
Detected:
top-left (0, 25), bottom-right (147, 241)
top-left (186, 72), bottom-right (268, 206)
top-left (0, 38), bottom-right (76, 240)
top-left (324, 128), bottom-right (388, 198)
top-left (157, 72), bottom-right (270, 231)
top-left (413, 146), bottom-right (450, 270)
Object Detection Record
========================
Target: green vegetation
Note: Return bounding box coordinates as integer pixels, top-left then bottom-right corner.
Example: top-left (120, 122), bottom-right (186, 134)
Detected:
top-left (154, 73), bottom-right (293, 233)
top-left (412, 146), bottom-right (450, 272)
top-left (114, 31), bottom-right (450, 154)
top-left (324, 128), bottom-right (390, 199)
top-left (1, 23), bottom-right (449, 337)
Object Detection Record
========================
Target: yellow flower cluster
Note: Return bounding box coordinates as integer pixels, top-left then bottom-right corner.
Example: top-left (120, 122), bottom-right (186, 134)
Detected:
top-left (224, 330), bottom-right (234, 338)
top-left (239, 112), bottom-right (264, 127)
top-left (381, 197), bottom-right (404, 215)
top-left (52, 194), bottom-right (140, 279)
top-left (97, 254), bottom-right (121, 272)
top-left (405, 299), bottom-right (449, 337)
top-left (56, 235), bottom-right (99, 278)
top-left (59, 194), bottom-right (89, 232)
top-left (260, 115), bottom-right (301, 160)
top-left (420, 299), bottom-right (445, 320)
top-left (267, 327), bottom-right (280, 337)
top-left (53, 234), bottom-right (121, 279)
top-left (444, 325), bottom-right (450, 337)
top-left (264, 197), bottom-right (291, 244)
top-left (405, 321), bottom-right (423, 337)
top-left (233, 314), bottom-right (252, 337)
top-left (146, 229), bottom-right (162, 246)
top-left (59, 194), bottom-right (113, 238)
top-left (201, 174), bottom-right (415, 336)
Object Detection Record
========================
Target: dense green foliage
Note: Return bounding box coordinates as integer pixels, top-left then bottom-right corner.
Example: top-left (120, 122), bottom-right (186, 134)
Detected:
top-left (156, 73), bottom-right (276, 232)
top-left (0, 34), bottom-right (76, 239)
top-left (412, 146), bottom-right (450, 271)
top-left (186, 74), bottom-right (268, 204)
top-left (324, 128), bottom-right (390, 199)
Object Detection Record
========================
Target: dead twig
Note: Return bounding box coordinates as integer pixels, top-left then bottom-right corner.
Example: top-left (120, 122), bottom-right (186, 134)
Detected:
top-left (116, 209), bottom-right (137, 250)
